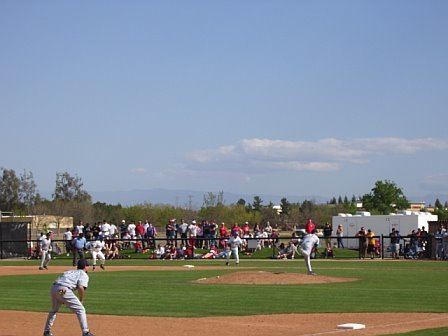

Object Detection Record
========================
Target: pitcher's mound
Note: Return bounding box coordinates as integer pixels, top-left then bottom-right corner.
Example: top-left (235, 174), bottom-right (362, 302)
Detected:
top-left (194, 271), bottom-right (358, 285)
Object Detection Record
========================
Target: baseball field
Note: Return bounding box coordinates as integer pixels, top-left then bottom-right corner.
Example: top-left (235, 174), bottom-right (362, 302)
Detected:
top-left (0, 258), bottom-right (447, 336)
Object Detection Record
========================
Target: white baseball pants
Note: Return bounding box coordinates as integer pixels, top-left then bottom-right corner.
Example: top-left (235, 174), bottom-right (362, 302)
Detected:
top-left (300, 247), bottom-right (313, 273)
top-left (44, 285), bottom-right (89, 333)
top-left (226, 247), bottom-right (239, 264)
top-left (92, 251), bottom-right (105, 266)
top-left (40, 250), bottom-right (51, 268)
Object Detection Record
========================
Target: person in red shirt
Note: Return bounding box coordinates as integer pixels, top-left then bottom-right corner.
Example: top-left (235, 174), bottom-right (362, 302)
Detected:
top-left (231, 223), bottom-right (242, 236)
top-left (305, 218), bottom-right (316, 234)
top-left (242, 222), bottom-right (251, 235)
top-left (219, 222), bottom-right (229, 248)
top-left (135, 221), bottom-right (146, 250)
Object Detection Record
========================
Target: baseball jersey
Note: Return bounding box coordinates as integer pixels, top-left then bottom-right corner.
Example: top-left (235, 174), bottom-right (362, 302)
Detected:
top-left (300, 234), bottom-right (319, 252)
top-left (228, 236), bottom-right (243, 249)
top-left (90, 240), bottom-right (105, 252)
top-left (54, 269), bottom-right (89, 290)
top-left (40, 237), bottom-right (52, 251)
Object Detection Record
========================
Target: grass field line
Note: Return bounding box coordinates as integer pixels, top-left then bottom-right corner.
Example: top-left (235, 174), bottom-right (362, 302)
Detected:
top-left (302, 315), bottom-right (448, 336)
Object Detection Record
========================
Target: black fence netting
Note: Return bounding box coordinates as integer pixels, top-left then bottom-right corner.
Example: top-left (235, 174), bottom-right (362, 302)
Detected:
top-left (0, 222), bottom-right (29, 259)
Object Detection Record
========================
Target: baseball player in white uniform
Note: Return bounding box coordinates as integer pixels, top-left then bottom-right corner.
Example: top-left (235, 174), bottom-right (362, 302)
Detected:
top-left (39, 231), bottom-right (53, 270)
top-left (226, 231), bottom-right (244, 266)
top-left (88, 238), bottom-right (106, 271)
top-left (43, 259), bottom-right (94, 336)
top-left (299, 229), bottom-right (320, 275)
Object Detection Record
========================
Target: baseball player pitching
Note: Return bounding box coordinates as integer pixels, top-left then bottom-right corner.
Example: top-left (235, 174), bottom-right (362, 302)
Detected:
top-left (299, 229), bottom-right (320, 275)
top-left (39, 231), bottom-right (53, 270)
top-left (88, 237), bottom-right (106, 271)
top-left (43, 259), bottom-right (94, 336)
top-left (226, 231), bottom-right (244, 266)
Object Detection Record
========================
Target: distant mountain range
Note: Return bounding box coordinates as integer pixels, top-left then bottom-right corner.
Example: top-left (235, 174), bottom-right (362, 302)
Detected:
top-left (89, 188), bottom-right (447, 208)
top-left (90, 188), bottom-right (328, 208)
top-left (40, 188), bottom-right (447, 208)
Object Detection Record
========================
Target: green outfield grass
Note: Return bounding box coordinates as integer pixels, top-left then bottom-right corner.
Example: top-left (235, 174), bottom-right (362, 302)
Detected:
top-left (0, 259), bottom-right (447, 319)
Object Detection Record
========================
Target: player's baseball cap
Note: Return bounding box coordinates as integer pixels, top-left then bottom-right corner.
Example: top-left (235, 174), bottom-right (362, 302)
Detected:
top-left (77, 259), bottom-right (90, 270)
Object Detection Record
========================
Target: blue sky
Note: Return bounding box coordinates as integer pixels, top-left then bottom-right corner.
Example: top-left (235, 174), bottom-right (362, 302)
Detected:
top-left (1, 1), bottom-right (447, 200)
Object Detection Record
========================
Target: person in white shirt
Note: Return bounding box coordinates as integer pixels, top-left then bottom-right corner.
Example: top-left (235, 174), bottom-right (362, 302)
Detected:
top-left (299, 229), bottom-right (320, 275)
top-left (153, 244), bottom-right (165, 259)
top-left (88, 238), bottom-right (106, 271)
top-left (75, 221), bottom-right (85, 236)
top-left (188, 220), bottom-right (198, 247)
top-left (100, 220), bottom-right (111, 239)
top-left (178, 219), bottom-right (189, 246)
top-left (43, 259), bottom-right (94, 336)
top-left (127, 222), bottom-right (136, 238)
top-left (63, 228), bottom-right (73, 256)
top-left (226, 231), bottom-right (244, 266)
top-left (109, 223), bottom-right (118, 238)
top-left (39, 231), bottom-right (53, 270)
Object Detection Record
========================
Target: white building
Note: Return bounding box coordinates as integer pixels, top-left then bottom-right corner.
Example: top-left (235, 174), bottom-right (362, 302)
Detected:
top-left (332, 211), bottom-right (438, 249)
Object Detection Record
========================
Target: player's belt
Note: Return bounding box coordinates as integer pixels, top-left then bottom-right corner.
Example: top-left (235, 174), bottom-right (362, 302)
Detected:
top-left (53, 283), bottom-right (75, 291)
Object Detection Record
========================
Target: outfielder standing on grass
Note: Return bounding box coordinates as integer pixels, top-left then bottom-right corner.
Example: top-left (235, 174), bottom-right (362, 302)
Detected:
top-left (299, 229), bottom-right (320, 276)
top-left (226, 231), bottom-right (244, 266)
top-left (39, 231), bottom-right (53, 270)
top-left (43, 259), bottom-right (94, 336)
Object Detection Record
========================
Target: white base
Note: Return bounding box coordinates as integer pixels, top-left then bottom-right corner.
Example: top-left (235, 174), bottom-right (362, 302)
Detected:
top-left (183, 265), bottom-right (195, 268)
top-left (337, 323), bottom-right (366, 330)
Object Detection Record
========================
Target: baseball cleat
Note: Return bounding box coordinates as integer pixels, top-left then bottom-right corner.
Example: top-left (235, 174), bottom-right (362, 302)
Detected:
top-left (307, 272), bottom-right (317, 276)
top-left (82, 332), bottom-right (94, 336)
top-left (39, 267), bottom-right (44, 270)
top-left (43, 330), bottom-right (54, 336)
top-left (225, 262), bottom-right (229, 266)
top-left (100, 264), bottom-right (105, 270)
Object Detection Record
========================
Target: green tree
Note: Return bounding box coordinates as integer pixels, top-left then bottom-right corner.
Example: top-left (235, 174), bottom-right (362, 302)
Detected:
top-left (0, 168), bottom-right (21, 211)
top-left (53, 172), bottom-right (91, 202)
top-left (203, 192), bottom-right (217, 208)
top-left (252, 196), bottom-right (263, 212)
top-left (280, 197), bottom-right (291, 216)
top-left (434, 198), bottom-right (443, 209)
top-left (329, 197), bottom-right (337, 205)
top-left (337, 196), bottom-right (343, 204)
top-left (236, 198), bottom-right (246, 206)
top-left (362, 180), bottom-right (409, 215)
top-left (19, 170), bottom-right (39, 210)
top-left (300, 200), bottom-right (315, 219)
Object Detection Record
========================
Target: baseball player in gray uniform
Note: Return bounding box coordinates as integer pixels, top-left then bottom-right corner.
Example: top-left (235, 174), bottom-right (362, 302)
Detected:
top-left (43, 259), bottom-right (94, 336)
top-left (299, 229), bottom-right (320, 275)
top-left (39, 231), bottom-right (53, 270)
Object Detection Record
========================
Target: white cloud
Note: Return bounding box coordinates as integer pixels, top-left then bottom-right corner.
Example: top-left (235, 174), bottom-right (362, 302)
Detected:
top-left (185, 137), bottom-right (448, 174)
top-left (130, 168), bottom-right (147, 174)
